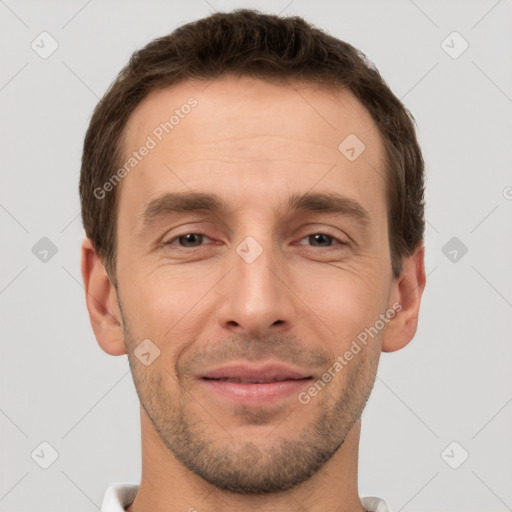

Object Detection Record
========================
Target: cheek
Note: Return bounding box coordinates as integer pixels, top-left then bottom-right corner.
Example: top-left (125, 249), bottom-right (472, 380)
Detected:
top-left (295, 265), bottom-right (387, 345)
top-left (122, 271), bottom-right (215, 362)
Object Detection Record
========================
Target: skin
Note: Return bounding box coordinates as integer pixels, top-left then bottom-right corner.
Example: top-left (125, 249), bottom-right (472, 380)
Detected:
top-left (81, 76), bottom-right (425, 512)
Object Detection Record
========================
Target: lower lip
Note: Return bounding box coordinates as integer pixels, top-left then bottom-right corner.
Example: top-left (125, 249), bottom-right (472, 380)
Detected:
top-left (200, 378), bottom-right (312, 405)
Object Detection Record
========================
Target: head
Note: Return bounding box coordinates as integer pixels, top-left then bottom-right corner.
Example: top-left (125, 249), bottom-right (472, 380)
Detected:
top-left (80, 9), bottom-right (426, 494)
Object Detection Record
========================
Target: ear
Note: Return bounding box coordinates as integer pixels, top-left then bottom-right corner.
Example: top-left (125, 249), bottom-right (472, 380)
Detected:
top-left (382, 244), bottom-right (426, 353)
top-left (81, 237), bottom-right (126, 356)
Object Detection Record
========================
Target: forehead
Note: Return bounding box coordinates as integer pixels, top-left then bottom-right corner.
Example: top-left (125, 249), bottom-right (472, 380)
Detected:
top-left (122, 76), bottom-right (382, 160)
top-left (118, 76), bottom-right (387, 226)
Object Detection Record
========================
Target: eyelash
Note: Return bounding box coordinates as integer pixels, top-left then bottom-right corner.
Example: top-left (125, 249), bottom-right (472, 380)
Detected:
top-left (164, 232), bottom-right (348, 250)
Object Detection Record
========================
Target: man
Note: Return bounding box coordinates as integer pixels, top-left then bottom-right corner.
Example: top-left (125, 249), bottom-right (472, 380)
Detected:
top-left (80, 9), bottom-right (426, 512)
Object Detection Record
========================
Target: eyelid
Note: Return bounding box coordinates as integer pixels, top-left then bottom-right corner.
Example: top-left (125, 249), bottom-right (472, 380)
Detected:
top-left (160, 221), bottom-right (213, 244)
top-left (294, 224), bottom-right (351, 244)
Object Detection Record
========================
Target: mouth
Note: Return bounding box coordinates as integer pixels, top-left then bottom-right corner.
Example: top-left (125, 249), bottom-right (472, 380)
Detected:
top-left (199, 363), bottom-right (314, 404)
top-left (204, 377), bottom-right (306, 383)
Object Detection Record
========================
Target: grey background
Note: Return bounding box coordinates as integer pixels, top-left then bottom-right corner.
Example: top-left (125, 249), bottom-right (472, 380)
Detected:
top-left (1, 0), bottom-right (511, 510)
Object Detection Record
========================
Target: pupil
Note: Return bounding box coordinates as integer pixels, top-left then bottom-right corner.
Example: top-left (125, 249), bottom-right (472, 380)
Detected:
top-left (312, 234), bottom-right (330, 246)
top-left (181, 234), bottom-right (201, 246)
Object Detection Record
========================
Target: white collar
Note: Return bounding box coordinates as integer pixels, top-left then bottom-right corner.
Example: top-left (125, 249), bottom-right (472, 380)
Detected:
top-left (100, 484), bottom-right (392, 512)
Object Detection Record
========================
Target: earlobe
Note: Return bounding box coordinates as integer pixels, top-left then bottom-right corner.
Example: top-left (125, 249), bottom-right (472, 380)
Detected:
top-left (381, 244), bottom-right (426, 353)
top-left (81, 237), bottom-right (127, 356)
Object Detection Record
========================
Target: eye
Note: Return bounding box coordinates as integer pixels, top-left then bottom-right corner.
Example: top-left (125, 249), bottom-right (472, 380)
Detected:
top-left (165, 233), bottom-right (212, 248)
top-left (163, 232), bottom-right (348, 250)
top-left (297, 233), bottom-right (348, 248)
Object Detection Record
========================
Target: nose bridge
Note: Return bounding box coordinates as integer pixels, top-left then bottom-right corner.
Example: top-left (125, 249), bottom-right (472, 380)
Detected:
top-left (236, 233), bottom-right (276, 298)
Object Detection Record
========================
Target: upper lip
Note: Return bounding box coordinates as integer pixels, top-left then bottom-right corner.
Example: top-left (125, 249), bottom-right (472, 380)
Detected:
top-left (200, 363), bottom-right (312, 383)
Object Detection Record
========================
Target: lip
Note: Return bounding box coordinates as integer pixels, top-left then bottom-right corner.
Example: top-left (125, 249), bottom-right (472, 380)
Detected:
top-left (199, 363), bottom-right (313, 405)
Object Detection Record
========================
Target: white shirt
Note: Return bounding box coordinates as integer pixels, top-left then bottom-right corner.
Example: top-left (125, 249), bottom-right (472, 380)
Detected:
top-left (101, 484), bottom-right (392, 512)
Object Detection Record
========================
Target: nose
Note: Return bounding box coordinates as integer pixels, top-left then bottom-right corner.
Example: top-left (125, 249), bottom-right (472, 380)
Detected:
top-left (215, 236), bottom-right (295, 339)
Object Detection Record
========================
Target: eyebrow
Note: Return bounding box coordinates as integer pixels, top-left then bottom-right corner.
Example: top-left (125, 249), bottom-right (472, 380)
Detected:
top-left (138, 190), bottom-right (371, 233)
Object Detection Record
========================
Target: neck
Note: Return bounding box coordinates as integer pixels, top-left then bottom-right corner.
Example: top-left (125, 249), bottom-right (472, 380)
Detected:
top-left (126, 407), bottom-right (366, 512)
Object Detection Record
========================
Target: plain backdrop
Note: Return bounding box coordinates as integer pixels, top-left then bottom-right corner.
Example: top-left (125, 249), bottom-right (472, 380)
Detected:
top-left (1, 0), bottom-right (511, 510)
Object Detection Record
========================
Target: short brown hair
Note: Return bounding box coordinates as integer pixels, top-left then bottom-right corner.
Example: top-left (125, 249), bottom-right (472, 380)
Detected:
top-left (79, 8), bottom-right (425, 286)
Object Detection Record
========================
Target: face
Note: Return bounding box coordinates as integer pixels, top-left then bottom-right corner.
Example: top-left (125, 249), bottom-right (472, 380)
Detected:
top-left (114, 76), bottom-right (394, 493)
